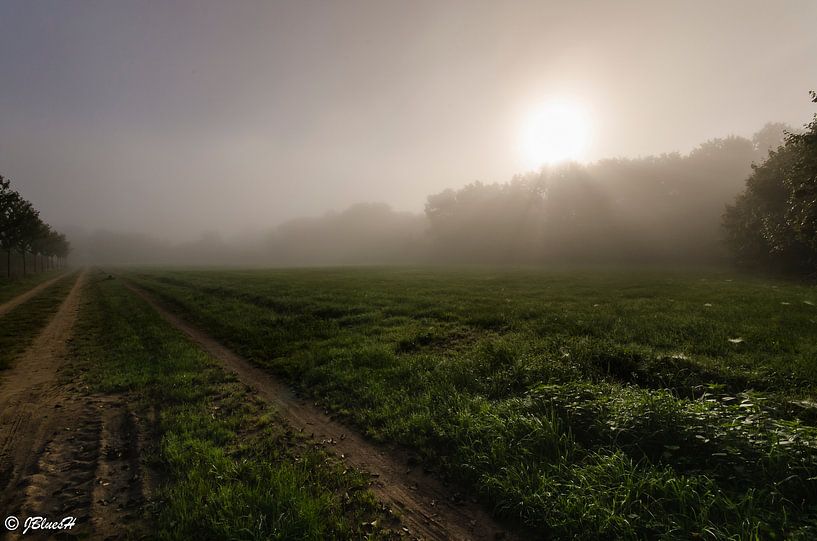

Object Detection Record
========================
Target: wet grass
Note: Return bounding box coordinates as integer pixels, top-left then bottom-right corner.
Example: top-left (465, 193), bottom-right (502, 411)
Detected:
top-left (123, 266), bottom-right (817, 539)
top-left (0, 272), bottom-right (76, 370)
top-left (71, 272), bottom-right (399, 540)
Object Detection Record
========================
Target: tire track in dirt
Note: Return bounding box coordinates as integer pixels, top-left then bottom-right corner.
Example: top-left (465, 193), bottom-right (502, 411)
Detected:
top-left (0, 272), bottom-right (86, 511)
top-left (0, 273), bottom-right (66, 318)
top-left (0, 271), bottom-right (149, 540)
top-left (124, 280), bottom-right (517, 541)
top-left (88, 399), bottom-right (146, 539)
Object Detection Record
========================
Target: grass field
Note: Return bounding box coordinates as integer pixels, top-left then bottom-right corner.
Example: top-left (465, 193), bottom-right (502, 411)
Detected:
top-left (70, 272), bottom-right (399, 540)
top-left (119, 266), bottom-right (817, 539)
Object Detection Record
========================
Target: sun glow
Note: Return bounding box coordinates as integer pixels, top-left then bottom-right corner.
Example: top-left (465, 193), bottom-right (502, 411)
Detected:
top-left (519, 101), bottom-right (590, 169)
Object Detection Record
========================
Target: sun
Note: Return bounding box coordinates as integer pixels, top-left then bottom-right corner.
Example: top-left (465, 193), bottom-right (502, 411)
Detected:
top-left (519, 101), bottom-right (590, 169)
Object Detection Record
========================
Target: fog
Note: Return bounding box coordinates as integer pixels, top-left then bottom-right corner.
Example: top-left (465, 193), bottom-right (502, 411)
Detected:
top-left (1, 1), bottom-right (815, 266)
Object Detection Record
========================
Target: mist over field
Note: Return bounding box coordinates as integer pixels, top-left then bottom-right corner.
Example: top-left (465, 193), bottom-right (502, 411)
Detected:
top-left (68, 124), bottom-right (788, 267)
top-left (1, 1), bottom-right (815, 269)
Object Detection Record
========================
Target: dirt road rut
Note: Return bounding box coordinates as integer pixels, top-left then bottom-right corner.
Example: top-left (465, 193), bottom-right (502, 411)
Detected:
top-left (0, 274), bottom-right (66, 318)
top-left (126, 281), bottom-right (516, 541)
top-left (0, 271), bottom-right (148, 540)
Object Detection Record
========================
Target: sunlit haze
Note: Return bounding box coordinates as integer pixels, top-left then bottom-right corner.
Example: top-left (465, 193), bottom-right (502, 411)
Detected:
top-left (519, 101), bottom-right (591, 167)
top-left (1, 0), bottom-right (815, 244)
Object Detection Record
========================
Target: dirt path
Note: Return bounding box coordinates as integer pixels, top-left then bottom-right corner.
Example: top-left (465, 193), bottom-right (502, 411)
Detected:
top-left (0, 271), bottom-right (148, 540)
top-left (125, 281), bottom-right (516, 541)
top-left (0, 273), bottom-right (66, 318)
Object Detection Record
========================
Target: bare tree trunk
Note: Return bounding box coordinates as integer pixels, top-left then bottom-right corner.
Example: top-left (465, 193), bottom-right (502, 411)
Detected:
top-left (22, 251), bottom-right (26, 275)
top-left (6, 250), bottom-right (9, 279)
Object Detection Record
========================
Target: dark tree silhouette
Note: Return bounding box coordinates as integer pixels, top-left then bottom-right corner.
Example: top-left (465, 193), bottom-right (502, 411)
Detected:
top-left (0, 175), bottom-right (70, 278)
top-left (723, 93), bottom-right (817, 274)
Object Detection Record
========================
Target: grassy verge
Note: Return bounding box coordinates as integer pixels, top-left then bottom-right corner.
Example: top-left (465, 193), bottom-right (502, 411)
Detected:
top-left (0, 269), bottom-right (63, 305)
top-left (70, 272), bottom-right (398, 540)
top-left (124, 267), bottom-right (817, 539)
top-left (0, 272), bottom-right (76, 370)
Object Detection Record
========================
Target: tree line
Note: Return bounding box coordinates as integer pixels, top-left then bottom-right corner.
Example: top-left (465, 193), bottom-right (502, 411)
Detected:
top-left (251, 120), bottom-right (788, 269)
top-left (0, 175), bottom-right (70, 278)
top-left (68, 120), bottom-right (791, 269)
top-left (422, 126), bottom-right (786, 266)
top-left (420, 94), bottom-right (817, 275)
top-left (68, 94), bottom-right (815, 276)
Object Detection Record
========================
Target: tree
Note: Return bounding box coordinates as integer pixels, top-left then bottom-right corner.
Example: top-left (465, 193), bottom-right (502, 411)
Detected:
top-left (0, 177), bottom-right (14, 277)
top-left (1, 190), bottom-right (37, 276)
top-left (723, 92), bottom-right (817, 273)
top-left (0, 174), bottom-right (70, 278)
top-left (14, 203), bottom-right (41, 275)
top-left (31, 222), bottom-right (53, 272)
top-left (752, 122), bottom-right (790, 161)
top-left (50, 231), bottom-right (70, 268)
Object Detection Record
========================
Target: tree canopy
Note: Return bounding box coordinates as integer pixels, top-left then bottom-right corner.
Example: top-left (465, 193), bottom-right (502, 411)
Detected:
top-left (723, 93), bottom-right (817, 274)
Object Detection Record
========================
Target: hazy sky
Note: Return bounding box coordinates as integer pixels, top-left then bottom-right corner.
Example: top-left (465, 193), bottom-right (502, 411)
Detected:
top-left (1, 1), bottom-right (815, 240)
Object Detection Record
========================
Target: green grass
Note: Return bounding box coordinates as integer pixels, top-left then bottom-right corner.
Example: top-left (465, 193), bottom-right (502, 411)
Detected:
top-left (70, 272), bottom-right (398, 540)
top-left (0, 269), bottom-right (63, 305)
top-left (122, 266), bottom-right (817, 539)
top-left (0, 272), bottom-right (76, 370)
